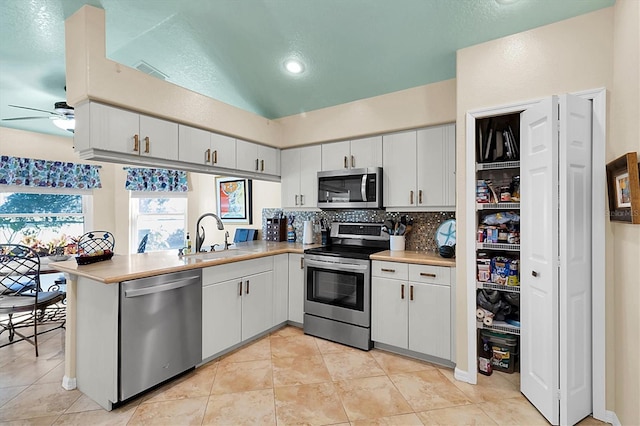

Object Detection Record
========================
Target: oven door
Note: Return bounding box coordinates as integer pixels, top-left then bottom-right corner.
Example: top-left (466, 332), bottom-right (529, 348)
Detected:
top-left (304, 254), bottom-right (370, 327)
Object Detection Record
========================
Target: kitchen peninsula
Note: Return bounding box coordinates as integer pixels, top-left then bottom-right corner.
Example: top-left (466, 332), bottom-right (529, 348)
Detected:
top-left (50, 240), bottom-right (455, 410)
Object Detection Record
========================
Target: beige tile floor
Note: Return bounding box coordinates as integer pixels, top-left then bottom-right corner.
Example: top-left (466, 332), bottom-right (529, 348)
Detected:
top-left (0, 325), bottom-right (607, 425)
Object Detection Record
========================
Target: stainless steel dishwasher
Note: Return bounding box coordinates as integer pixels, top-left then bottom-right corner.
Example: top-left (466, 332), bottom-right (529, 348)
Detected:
top-left (119, 269), bottom-right (202, 401)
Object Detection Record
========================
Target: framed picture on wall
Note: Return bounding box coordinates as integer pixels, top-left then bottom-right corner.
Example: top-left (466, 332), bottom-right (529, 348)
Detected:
top-left (215, 177), bottom-right (252, 224)
top-left (606, 152), bottom-right (640, 224)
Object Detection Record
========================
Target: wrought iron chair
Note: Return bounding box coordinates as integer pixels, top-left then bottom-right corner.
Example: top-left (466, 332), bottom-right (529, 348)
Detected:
top-left (0, 244), bottom-right (66, 356)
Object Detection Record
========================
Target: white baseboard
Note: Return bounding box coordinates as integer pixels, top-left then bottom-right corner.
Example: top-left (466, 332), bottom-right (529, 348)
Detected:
top-left (454, 367), bottom-right (476, 384)
top-left (62, 375), bottom-right (77, 390)
top-left (605, 410), bottom-right (620, 426)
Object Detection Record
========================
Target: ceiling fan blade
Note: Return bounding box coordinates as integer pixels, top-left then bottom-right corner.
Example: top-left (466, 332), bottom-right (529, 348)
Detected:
top-left (8, 104), bottom-right (57, 115)
top-left (2, 116), bottom-right (53, 121)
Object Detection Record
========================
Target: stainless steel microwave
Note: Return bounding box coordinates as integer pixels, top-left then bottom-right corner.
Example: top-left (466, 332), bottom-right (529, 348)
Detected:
top-left (317, 167), bottom-right (383, 209)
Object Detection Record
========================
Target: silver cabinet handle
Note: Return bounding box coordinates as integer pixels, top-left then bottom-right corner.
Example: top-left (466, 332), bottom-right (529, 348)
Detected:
top-left (246, 279), bottom-right (250, 295)
top-left (255, 158), bottom-right (259, 171)
top-left (144, 136), bottom-right (150, 153)
top-left (419, 189), bottom-right (423, 204)
top-left (300, 194), bottom-right (304, 205)
top-left (213, 150), bottom-right (218, 164)
top-left (410, 190), bottom-right (414, 205)
top-left (205, 148), bottom-right (211, 163)
top-left (381, 268), bottom-right (396, 273)
top-left (401, 284), bottom-right (405, 300)
top-left (133, 134), bottom-right (140, 152)
top-left (351, 155), bottom-right (355, 168)
top-left (344, 156), bottom-right (348, 168)
top-left (295, 194), bottom-right (299, 206)
top-left (300, 257), bottom-right (304, 269)
top-left (260, 159), bottom-right (264, 172)
top-left (238, 281), bottom-right (242, 296)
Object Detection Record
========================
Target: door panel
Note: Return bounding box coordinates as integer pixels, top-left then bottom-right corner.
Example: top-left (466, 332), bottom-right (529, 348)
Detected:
top-left (299, 145), bottom-right (321, 207)
top-left (559, 94), bottom-right (592, 426)
top-left (409, 282), bottom-right (450, 359)
top-left (520, 97), bottom-right (560, 425)
top-left (371, 277), bottom-right (408, 348)
top-left (382, 131), bottom-right (417, 208)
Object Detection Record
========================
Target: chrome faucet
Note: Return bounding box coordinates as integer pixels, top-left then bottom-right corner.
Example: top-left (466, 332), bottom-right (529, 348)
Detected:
top-left (195, 213), bottom-right (224, 253)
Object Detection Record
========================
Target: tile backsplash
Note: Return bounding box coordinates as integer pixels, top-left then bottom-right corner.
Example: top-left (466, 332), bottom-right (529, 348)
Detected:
top-left (262, 209), bottom-right (455, 253)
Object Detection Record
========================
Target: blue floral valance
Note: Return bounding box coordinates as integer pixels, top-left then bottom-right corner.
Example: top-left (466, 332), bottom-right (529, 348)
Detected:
top-left (0, 156), bottom-right (102, 189)
top-left (124, 167), bottom-right (189, 192)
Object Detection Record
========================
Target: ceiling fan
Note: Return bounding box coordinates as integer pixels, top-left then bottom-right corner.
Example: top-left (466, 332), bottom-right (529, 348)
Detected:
top-left (2, 101), bottom-right (75, 133)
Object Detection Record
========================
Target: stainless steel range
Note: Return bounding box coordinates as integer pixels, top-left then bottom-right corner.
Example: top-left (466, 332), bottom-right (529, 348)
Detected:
top-left (303, 222), bottom-right (389, 350)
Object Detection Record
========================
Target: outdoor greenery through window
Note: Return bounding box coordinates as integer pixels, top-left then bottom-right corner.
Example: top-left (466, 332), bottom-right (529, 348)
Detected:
top-left (131, 194), bottom-right (186, 253)
top-left (0, 192), bottom-right (85, 254)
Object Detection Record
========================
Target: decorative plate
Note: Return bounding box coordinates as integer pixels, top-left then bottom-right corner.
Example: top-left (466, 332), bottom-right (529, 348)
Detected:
top-left (436, 219), bottom-right (456, 248)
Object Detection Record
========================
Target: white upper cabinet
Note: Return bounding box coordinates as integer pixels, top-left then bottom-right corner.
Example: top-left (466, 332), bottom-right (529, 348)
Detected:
top-left (281, 145), bottom-right (321, 208)
top-left (416, 124), bottom-right (456, 208)
top-left (75, 102), bottom-right (178, 160)
top-left (321, 136), bottom-right (382, 171)
top-left (383, 130), bottom-right (418, 208)
top-left (321, 141), bottom-right (350, 171)
top-left (178, 125), bottom-right (236, 169)
top-left (210, 133), bottom-right (237, 169)
top-left (383, 124), bottom-right (455, 210)
top-left (236, 139), bottom-right (280, 176)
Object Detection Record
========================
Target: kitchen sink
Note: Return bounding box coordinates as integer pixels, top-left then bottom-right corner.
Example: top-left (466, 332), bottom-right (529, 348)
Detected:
top-left (186, 249), bottom-right (254, 261)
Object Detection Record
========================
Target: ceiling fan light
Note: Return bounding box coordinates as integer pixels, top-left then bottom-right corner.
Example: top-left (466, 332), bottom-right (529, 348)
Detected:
top-left (52, 118), bottom-right (75, 132)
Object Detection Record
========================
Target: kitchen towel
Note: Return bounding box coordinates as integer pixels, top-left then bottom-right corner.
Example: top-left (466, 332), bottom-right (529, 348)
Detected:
top-left (303, 220), bottom-right (314, 244)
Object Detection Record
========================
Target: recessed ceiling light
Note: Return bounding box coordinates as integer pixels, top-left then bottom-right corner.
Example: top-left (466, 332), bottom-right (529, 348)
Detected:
top-left (284, 59), bottom-right (305, 74)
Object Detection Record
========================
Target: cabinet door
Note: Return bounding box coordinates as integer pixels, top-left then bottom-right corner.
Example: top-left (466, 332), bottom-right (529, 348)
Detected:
top-left (210, 133), bottom-right (236, 169)
top-left (89, 103), bottom-right (140, 154)
top-left (350, 136), bottom-right (383, 169)
top-left (371, 277), bottom-right (408, 348)
top-left (382, 131), bottom-right (417, 208)
top-left (241, 271), bottom-right (274, 340)
top-left (258, 145), bottom-right (280, 175)
top-left (273, 254), bottom-right (289, 326)
top-left (178, 125), bottom-right (211, 165)
top-left (236, 139), bottom-right (258, 172)
top-left (288, 254), bottom-right (304, 324)
top-left (321, 141), bottom-right (350, 171)
top-left (139, 115), bottom-right (178, 160)
top-left (299, 145), bottom-right (321, 208)
top-left (280, 148), bottom-right (301, 208)
top-left (202, 279), bottom-right (242, 359)
top-left (443, 124), bottom-right (456, 207)
top-left (416, 126), bottom-right (446, 207)
top-left (408, 282), bottom-right (450, 360)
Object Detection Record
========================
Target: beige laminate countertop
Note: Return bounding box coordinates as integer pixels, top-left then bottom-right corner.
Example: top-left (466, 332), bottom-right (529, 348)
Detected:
top-left (50, 241), bottom-right (319, 284)
top-left (370, 250), bottom-right (456, 267)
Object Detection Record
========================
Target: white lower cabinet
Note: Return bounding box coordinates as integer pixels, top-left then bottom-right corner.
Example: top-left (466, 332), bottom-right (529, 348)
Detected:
top-left (201, 257), bottom-right (273, 360)
top-left (288, 253), bottom-right (304, 324)
top-left (372, 260), bottom-right (453, 360)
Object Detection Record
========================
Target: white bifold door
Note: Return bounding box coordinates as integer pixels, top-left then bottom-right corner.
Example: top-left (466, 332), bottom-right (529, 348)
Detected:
top-left (520, 94), bottom-right (593, 426)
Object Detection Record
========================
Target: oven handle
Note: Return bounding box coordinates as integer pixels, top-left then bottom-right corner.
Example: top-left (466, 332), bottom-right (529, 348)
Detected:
top-left (304, 258), bottom-right (369, 272)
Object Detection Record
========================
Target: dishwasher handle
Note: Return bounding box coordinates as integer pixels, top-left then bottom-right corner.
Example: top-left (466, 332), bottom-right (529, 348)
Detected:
top-left (124, 275), bottom-right (200, 298)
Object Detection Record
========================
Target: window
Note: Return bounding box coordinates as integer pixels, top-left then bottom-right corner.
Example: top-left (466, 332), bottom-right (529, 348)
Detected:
top-left (0, 190), bottom-right (88, 251)
top-left (130, 193), bottom-right (187, 253)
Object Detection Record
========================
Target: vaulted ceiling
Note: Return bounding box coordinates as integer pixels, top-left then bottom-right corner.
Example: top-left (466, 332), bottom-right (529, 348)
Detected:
top-left (0, 0), bottom-right (614, 137)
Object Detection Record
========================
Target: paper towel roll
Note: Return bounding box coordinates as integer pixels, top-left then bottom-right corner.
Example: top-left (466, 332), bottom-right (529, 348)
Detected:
top-left (483, 316), bottom-right (493, 326)
top-left (476, 308), bottom-right (485, 319)
top-left (303, 220), bottom-right (313, 244)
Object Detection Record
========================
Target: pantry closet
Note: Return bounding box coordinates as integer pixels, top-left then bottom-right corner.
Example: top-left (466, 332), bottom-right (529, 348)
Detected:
top-left (464, 89), bottom-right (607, 426)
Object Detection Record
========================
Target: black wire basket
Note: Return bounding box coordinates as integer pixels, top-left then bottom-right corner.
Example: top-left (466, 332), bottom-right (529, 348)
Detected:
top-left (76, 231), bottom-right (115, 265)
